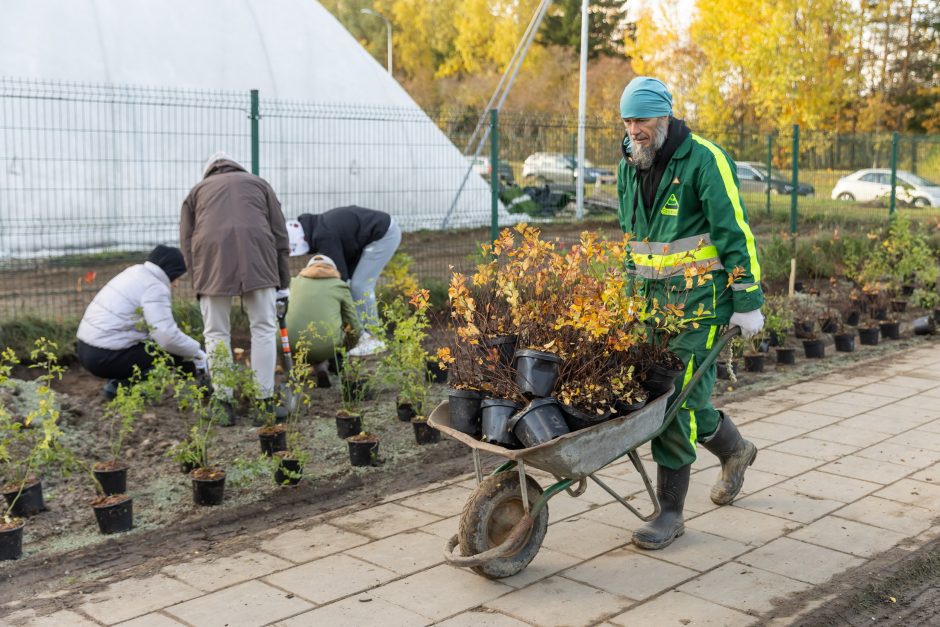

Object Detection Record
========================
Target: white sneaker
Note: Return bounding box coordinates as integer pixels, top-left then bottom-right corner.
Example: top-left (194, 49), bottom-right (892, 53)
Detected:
top-left (348, 333), bottom-right (387, 357)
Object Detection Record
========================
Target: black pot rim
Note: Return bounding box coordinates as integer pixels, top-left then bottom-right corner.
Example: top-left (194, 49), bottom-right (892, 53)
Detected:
top-left (507, 397), bottom-right (559, 430)
top-left (92, 494), bottom-right (132, 510)
top-left (774, 346), bottom-right (795, 352)
top-left (481, 398), bottom-right (519, 409)
top-left (483, 334), bottom-right (518, 346)
top-left (514, 348), bottom-right (563, 364)
top-left (834, 331), bottom-right (856, 340)
top-left (448, 387), bottom-right (484, 399)
top-left (1, 518), bottom-right (25, 532)
top-left (801, 338), bottom-right (824, 345)
top-left (92, 462), bottom-right (130, 473)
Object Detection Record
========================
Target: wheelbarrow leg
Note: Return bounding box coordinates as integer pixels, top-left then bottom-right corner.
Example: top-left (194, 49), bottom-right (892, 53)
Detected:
top-left (587, 450), bottom-right (662, 522)
top-left (517, 460), bottom-right (530, 515)
top-left (473, 449), bottom-right (484, 486)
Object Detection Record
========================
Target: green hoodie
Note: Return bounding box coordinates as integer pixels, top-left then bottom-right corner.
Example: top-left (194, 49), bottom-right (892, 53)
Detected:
top-left (284, 265), bottom-right (361, 363)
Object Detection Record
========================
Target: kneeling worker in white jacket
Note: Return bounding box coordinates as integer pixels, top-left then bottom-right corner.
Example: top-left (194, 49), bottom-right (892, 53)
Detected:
top-left (76, 245), bottom-right (207, 399)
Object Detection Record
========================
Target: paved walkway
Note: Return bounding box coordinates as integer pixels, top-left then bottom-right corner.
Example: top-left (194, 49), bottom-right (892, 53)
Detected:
top-left (8, 345), bottom-right (940, 626)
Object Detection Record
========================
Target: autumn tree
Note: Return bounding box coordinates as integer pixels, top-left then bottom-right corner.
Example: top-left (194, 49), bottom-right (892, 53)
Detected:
top-left (538, 0), bottom-right (630, 58)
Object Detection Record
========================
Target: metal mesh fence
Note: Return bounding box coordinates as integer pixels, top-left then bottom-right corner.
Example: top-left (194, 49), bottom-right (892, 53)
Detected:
top-left (2, 77), bottom-right (939, 322)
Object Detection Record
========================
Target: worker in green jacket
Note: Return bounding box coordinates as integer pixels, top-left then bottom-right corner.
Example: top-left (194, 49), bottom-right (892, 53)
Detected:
top-left (617, 77), bottom-right (764, 550)
top-left (284, 255), bottom-right (362, 387)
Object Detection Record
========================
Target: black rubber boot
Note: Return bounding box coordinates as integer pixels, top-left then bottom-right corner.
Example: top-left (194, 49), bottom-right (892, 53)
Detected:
top-left (699, 412), bottom-right (757, 505)
top-left (632, 464), bottom-right (691, 550)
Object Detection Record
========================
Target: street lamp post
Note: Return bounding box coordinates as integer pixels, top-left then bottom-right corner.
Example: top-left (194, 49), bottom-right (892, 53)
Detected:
top-left (360, 8), bottom-right (392, 76)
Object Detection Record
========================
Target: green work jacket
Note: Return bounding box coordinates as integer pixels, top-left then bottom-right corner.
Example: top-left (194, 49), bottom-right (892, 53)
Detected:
top-left (285, 271), bottom-right (361, 363)
top-left (617, 133), bottom-right (764, 325)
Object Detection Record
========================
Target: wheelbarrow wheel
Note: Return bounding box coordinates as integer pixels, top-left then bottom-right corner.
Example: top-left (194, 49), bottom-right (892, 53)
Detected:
top-left (458, 471), bottom-right (548, 579)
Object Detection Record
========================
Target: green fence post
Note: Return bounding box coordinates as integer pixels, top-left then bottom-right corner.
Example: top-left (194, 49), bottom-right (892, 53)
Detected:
top-left (790, 124), bottom-right (799, 235)
top-left (250, 89), bottom-right (260, 176)
top-left (889, 131), bottom-right (899, 217)
top-left (490, 109), bottom-right (499, 243)
top-left (911, 135), bottom-right (918, 175)
top-left (766, 133), bottom-right (773, 216)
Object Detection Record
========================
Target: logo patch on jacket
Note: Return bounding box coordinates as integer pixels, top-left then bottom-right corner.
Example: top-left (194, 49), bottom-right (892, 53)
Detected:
top-left (661, 194), bottom-right (679, 216)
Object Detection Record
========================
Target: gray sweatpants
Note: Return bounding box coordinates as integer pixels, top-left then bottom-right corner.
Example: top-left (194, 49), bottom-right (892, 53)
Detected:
top-left (350, 218), bottom-right (402, 328)
top-left (200, 287), bottom-right (277, 399)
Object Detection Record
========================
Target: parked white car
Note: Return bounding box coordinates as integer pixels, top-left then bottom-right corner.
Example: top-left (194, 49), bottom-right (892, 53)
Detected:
top-left (831, 169), bottom-right (940, 207)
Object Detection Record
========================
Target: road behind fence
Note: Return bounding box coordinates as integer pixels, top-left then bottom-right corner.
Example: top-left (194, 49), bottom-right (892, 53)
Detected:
top-left (2, 77), bottom-right (939, 320)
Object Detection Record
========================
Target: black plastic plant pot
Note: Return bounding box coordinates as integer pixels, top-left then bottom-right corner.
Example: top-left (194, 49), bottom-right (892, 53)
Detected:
top-left (834, 332), bottom-right (856, 352)
top-left (508, 398), bottom-right (570, 448)
top-left (891, 299), bottom-right (908, 313)
top-left (793, 321), bottom-right (815, 339)
top-left (274, 456), bottom-right (303, 486)
top-left (844, 310), bottom-right (861, 327)
top-left (902, 284), bottom-right (916, 297)
top-left (767, 330), bottom-right (783, 347)
top-left (794, 281), bottom-right (804, 293)
top-left (335, 413), bottom-right (362, 439)
top-left (614, 396), bottom-right (648, 416)
top-left (92, 495), bottom-right (133, 534)
top-left (820, 317), bottom-right (840, 334)
top-left (643, 360), bottom-right (685, 397)
top-left (426, 361), bottom-right (448, 384)
top-left (913, 315), bottom-right (937, 336)
top-left (258, 426), bottom-right (288, 457)
top-left (411, 419), bottom-right (441, 445)
top-left (447, 388), bottom-right (484, 437)
top-left (879, 321), bottom-right (901, 340)
top-left (743, 353), bottom-right (765, 373)
top-left (716, 360), bottom-right (732, 380)
top-left (396, 402), bottom-right (417, 423)
top-left (483, 335), bottom-right (518, 369)
top-left (872, 307), bottom-right (888, 320)
top-left (513, 349), bottom-right (563, 398)
top-left (802, 338), bottom-right (826, 359)
top-left (2, 479), bottom-right (45, 518)
top-left (859, 326), bottom-right (880, 346)
top-left (191, 469), bottom-right (226, 506)
top-left (480, 399), bottom-right (521, 447)
top-left (934, 308), bottom-right (940, 325)
top-left (775, 347), bottom-right (796, 365)
top-left (0, 520), bottom-right (25, 561)
top-left (560, 403), bottom-right (614, 432)
top-left (93, 463), bottom-right (129, 497)
top-left (347, 436), bottom-right (380, 467)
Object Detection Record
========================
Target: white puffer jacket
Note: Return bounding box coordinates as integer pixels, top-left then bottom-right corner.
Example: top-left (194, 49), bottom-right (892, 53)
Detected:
top-left (77, 262), bottom-right (201, 357)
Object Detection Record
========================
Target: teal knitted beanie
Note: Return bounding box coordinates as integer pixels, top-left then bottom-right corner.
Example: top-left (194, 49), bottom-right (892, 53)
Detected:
top-left (619, 76), bottom-right (673, 119)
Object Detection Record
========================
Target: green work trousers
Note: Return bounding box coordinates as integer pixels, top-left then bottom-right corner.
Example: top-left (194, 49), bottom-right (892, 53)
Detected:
top-left (651, 324), bottom-right (723, 469)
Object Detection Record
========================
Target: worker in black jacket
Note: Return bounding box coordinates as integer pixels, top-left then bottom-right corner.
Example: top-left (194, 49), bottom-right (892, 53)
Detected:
top-left (289, 206), bottom-right (401, 356)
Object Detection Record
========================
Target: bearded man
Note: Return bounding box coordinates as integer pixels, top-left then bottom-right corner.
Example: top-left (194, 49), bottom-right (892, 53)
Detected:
top-left (617, 76), bottom-right (765, 550)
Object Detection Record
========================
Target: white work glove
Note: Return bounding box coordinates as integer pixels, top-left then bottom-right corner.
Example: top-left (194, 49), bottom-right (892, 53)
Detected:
top-left (730, 309), bottom-right (765, 339)
top-left (275, 288), bottom-right (290, 317)
top-left (192, 349), bottom-right (208, 372)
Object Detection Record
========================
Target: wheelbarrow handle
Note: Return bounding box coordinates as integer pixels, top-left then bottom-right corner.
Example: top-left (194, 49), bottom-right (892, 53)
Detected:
top-left (442, 514), bottom-right (534, 568)
top-left (662, 325), bottom-right (741, 426)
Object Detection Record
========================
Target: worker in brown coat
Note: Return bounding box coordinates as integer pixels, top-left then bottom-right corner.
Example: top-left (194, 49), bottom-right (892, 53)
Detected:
top-left (180, 152), bottom-right (290, 425)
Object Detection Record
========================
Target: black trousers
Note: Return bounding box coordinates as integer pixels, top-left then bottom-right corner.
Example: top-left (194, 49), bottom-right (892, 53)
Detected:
top-left (77, 340), bottom-right (195, 381)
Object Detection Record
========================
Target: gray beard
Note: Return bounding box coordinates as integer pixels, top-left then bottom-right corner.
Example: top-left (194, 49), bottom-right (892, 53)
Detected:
top-left (631, 119), bottom-right (669, 170)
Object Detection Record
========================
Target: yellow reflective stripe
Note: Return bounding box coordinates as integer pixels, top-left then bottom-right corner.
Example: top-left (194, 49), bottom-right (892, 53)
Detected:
top-left (746, 284), bottom-right (759, 293)
top-left (705, 325), bottom-right (718, 349)
top-left (631, 245), bottom-right (720, 267)
top-left (690, 134), bottom-right (762, 283)
top-left (680, 355), bottom-right (697, 445)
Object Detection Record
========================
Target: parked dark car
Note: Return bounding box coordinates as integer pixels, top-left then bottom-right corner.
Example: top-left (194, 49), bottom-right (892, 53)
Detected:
top-left (521, 153), bottom-right (615, 185)
top-left (736, 161), bottom-right (814, 196)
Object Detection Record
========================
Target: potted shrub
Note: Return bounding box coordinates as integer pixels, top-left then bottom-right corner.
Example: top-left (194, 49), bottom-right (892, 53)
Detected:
top-left (763, 295), bottom-right (795, 365)
top-left (790, 292), bottom-right (825, 339)
top-left (171, 376), bottom-right (227, 506)
top-left (377, 290), bottom-right (432, 423)
top-left (335, 345), bottom-right (371, 439)
top-left (742, 335), bottom-right (766, 373)
top-left (272, 340), bottom-right (315, 485)
top-left (832, 320), bottom-right (857, 353)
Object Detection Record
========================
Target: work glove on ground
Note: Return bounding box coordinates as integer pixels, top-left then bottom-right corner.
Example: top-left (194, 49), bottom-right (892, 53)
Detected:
top-left (729, 309), bottom-right (765, 339)
top-left (275, 289), bottom-right (290, 318)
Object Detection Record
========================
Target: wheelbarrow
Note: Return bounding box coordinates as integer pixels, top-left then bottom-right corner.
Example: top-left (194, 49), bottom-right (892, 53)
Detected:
top-left (428, 327), bottom-right (740, 579)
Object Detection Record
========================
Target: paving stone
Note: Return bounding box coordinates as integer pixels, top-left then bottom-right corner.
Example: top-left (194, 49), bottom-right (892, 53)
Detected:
top-left (835, 413), bottom-right (912, 435)
top-left (497, 546), bottom-right (582, 589)
top-left (607, 589), bottom-right (753, 626)
top-left (273, 596), bottom-right (430, 627)
top-left (874, 477), bottom-right (940, 510)
top-left (880, 375), bottom-right (940, 391)
top-left (542, 517), bottom-right (631, 559)
top-left (907, 462), bottom-right (940, 483)
top-left (564, 548), bottom-right (698, 600)
top-left (260, 523), bottom-right (370, 563)
top-left (818, 454), bottom-right (913, 485)
top-left (735, 486), bottom-right (843, 523)
top-left (694, 467), bottom-right (788, 500)
top-left (822, 373), bottom-right (882, 386)
top-left (329, 502), bottom-right (442, 539)
top-left (768, 436), bottom-right (858, 462)
top-left (3, 609), bottom-right (100, 626)
top-left (787, 381), bottom-right (855, 395)
top-left (686, 506), bottom-right (802, 546)
top-left (629, 528), bottom-right (751, 572)
top-left (835, 496), bottom-right (936, 535)
top-left (115, 613), bottom-right (187, 626)
top-left (398, 485), bottom-right (474, 517)
top-left (918, 419), bottom-right (940, 435)
top-left (677, 562), bottom-right (812, 615)
top-left (163, 549), bottom-right (291, 592)
top-left (885, 428), bottom-right (940, 453)
top-left (485, 575), bottom-right (633, 627)
top-left (858, 382), bottom-right (927, 399)
top-left (801, 424), bottom-right (886, 448)
top-left (164, 580), bottom-right (312, 627)
top-left (345, 529), bottom-right (443, 575)
top-left (777, 470), bottom-right (880, 503)
top-left (420, 515), bottom-right (461, 540)
top-left (750, 449), bottom-right (822, 477)
top-left (579, 501), bottom-right (650, 531)
top-left (855, 440), bottom-right (940, 468)
top-left (737, 537), bottom-right (864, 584)
top-left (721, 400), bottom-right (775, 417)
top-left (761, 410), bottom-right (842, 430)
top-left (796, 399), bottom-right (866, 419)
top-left (789, 516), bottom-right (908, 558)
top-left (435, 609), bottom-right (533, 626)
top-left (824, 391), bottom-right (896, 409)
top-left (373, 564), bottom-right (513, 621)
top-left (739, 421), bottom-right (814, 443)
top-left (263, 553), bottom-right (398, 604)
top-left (79, 574), bottom-right (202, 624)
top-left (690, 450), bottom-right (721, 471)
top-left (544, 492), bottom-right (603, 522)
top-left (860, 404), bottom-right (939, 425)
